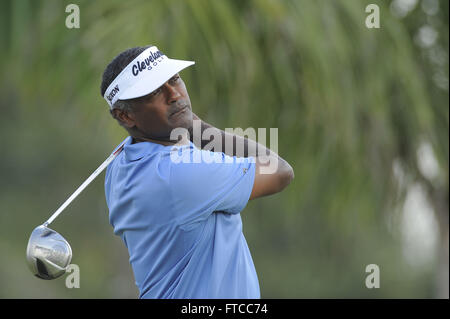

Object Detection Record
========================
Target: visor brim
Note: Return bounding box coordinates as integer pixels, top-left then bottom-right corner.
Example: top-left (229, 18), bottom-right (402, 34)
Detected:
top-left (119, 58), bottom-right (195, 101)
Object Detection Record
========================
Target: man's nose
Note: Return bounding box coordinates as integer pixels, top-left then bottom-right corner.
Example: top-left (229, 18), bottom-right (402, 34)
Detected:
top-left (163, 83), bottom-right (181, 104)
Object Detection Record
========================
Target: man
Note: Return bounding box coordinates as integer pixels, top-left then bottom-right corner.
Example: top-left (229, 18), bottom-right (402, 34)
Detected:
top-left (101, 45), bottom-right (294, 298)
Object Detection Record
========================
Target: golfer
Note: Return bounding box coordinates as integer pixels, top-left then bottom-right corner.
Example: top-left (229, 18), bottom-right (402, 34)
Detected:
top-left (100, 45), bottom-right (294, 298)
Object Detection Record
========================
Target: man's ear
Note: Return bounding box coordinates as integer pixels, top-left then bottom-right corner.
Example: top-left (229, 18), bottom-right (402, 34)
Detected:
top-left (111, 108), bottom-right (136, 128)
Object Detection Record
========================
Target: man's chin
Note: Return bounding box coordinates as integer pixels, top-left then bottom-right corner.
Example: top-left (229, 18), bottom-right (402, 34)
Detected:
top-left (169, 111), bottom-right (193, 136)
top-left (175, 110), bottom-right (193, 127)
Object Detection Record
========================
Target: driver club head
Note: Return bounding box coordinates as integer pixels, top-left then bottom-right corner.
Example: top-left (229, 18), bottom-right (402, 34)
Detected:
top-left (26, 225), bottom-right (72, 280)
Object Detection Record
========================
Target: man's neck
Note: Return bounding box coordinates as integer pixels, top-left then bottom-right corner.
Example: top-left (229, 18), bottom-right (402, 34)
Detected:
top-left (131, 134), bottom-right (190, 146)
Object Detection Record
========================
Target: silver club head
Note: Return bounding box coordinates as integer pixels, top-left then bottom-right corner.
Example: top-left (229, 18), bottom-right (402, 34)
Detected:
top-left (26, 225), bottom-right (72, 280)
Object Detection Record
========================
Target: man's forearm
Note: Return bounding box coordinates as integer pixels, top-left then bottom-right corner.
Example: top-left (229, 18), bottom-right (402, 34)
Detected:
top-left (189, 115), bottom-right (271, 158)
top-left (188, 114), bottom-right (294, 193)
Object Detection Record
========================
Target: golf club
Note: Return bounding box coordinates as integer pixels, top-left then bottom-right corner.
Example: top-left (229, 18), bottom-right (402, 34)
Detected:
top-left (26, 141), bottom-right (125, 280)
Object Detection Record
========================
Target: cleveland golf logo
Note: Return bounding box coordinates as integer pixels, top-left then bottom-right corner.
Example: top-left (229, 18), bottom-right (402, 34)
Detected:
top-left (106, 85), bottom-right (120, 103)
top-left (131, 50), bottom-right (165, 76)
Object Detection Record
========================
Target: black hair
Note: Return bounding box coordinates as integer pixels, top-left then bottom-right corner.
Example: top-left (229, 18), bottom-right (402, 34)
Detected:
top-left (100, 46), bottom-right (150, 97)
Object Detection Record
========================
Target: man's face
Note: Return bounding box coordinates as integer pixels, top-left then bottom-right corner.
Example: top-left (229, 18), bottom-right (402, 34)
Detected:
top-left (119, 73), bottom-right (193, 141)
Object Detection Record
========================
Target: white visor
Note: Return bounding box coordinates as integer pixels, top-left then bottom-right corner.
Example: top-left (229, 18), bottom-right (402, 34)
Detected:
top-left (103, 46), bottom-right (195, 108)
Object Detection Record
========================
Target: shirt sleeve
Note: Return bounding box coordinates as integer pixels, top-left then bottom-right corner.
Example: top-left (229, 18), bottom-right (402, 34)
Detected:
top-left (169, 146), bottom-right (256, 226)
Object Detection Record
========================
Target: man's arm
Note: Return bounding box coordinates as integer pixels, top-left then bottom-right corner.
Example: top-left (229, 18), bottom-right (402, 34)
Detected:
top-left (189, 113), bottom-right (294, 200)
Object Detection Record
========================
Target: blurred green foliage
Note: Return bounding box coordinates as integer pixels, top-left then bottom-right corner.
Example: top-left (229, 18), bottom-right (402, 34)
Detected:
top-left (0, 0), bottom-right (447, 298)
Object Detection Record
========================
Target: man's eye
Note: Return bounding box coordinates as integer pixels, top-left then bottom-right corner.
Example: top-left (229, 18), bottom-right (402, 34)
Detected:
top-left (170, 75), bottom-right (180, 83)
top-left (150, 88), bottom-right (162, 97)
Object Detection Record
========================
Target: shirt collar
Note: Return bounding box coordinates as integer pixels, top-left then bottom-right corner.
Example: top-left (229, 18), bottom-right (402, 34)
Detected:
top-left (123, 136), bottom-right (193, 162)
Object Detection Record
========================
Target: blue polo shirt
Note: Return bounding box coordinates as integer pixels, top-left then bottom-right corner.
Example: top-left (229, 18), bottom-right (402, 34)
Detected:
top-left (104, 136), bottom-right (259, 298)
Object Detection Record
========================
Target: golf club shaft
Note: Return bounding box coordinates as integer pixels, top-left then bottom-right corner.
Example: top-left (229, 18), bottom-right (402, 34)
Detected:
top-left (44, 143), bottom-right (125, 226)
